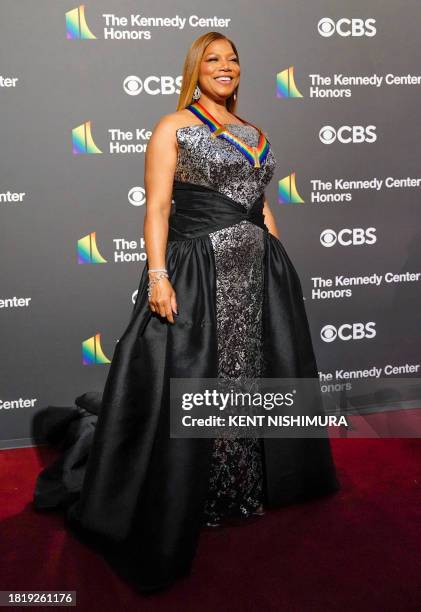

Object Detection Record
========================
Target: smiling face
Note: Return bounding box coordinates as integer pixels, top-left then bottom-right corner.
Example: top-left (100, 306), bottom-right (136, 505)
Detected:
top-left (197, 38), bottom-right (240, 102)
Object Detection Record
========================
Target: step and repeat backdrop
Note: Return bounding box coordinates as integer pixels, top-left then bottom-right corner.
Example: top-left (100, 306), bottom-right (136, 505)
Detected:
top-left (1, 1), bottom-right (420, 448)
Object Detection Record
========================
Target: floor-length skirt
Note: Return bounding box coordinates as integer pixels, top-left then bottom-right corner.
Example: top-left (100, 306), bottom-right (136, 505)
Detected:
top-left (33, 181), bottom-right (340, 591)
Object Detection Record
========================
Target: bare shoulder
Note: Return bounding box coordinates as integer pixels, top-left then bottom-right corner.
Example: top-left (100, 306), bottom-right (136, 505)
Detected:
top-left (152, 109), bottom-right (202, 138)
top-left (166, 108), bottom-right (200, 129)
top-left (152, 110), bottom-right (195, 133)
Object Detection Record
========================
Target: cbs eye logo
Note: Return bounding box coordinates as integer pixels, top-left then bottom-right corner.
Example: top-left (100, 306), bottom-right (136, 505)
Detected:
top-left (321, 323), bottom-right (376, 342)
top-left (320, 228), bottom-right (377, 247)
top-left (128, 186), bottom-right (146, 207)
top-left (123, 75), bottom-right (183, 96)
top-left (319, 125), bottom-right (377, 144)
top-left (318, 18), bottom-right (376, 37)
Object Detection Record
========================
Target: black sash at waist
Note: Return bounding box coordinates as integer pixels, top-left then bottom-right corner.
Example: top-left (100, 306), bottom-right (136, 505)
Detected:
top-left (168, 180), bottom-right (268, 241)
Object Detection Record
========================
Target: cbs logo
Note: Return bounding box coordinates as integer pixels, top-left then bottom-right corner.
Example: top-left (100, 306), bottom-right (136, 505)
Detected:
top-left (318, 18), bottom-right (376, 38)
top-left (319, 125), bottom-right (377, 144)
top-left (123, 75), bottom-right (183, 96)
top-left (321, 323), bottom-right (376, 342)
top-left (320, 228), bottom-right (377, 247)
top-left (128, 186), bottom-right (146, 207)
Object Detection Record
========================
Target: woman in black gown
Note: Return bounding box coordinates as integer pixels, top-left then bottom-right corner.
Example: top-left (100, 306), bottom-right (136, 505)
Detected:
top-left (33, 32), bottom-right (340, 592)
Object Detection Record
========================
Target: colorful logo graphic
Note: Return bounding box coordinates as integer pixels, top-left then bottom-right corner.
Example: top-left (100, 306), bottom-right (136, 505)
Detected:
top-left (276, 66), bottom-right (303, 98)
top-left (278, 173), bottom-right (305, 204)
top-left (82, 333), bottom-right (111, 365)
top-left (72, 121), bottom-right (102, 154)
top-left (66, 5), bottom-right (97, 40)
top-left (77, 231), bottom-right (107, 264)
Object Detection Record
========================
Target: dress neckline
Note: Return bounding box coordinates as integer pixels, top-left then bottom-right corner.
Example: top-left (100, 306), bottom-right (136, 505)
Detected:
top-left (186, 100), bottom-right (270, 169)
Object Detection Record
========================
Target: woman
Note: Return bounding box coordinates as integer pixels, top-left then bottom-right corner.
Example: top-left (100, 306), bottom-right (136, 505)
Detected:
top-left (34, 32), bottom-right (340, 592)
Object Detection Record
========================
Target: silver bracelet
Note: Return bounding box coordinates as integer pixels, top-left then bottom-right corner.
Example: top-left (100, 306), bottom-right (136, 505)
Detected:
top-left (147, 271), bottom-right (169, 298)
top-left (148, 267), bottom-right (167, 273)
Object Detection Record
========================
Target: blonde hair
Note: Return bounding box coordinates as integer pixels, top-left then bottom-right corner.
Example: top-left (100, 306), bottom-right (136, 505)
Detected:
top-left (176, 32), bottom-right (240, 113)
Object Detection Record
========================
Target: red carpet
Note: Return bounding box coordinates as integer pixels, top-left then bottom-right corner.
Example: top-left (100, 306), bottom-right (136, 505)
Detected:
top-left (1, 439), bottom-right (421, 611)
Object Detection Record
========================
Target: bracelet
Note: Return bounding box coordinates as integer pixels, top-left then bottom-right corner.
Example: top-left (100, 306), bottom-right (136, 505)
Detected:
top-left (148, 268), bottom-right (167, 273)
top-left (147, 271), bottom-right (169, 298)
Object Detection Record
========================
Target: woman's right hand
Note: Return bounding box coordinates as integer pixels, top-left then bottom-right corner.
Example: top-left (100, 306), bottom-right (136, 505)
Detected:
top-left (148, 275), bottom-right (178, 324)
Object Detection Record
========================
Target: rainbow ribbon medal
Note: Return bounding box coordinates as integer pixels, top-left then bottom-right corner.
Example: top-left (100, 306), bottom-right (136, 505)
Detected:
top-left (187, 101), bottom-right (270, 168)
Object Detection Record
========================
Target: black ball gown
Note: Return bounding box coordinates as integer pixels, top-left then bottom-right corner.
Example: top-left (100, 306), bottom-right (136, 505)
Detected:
top-left (33, 102), bottom-right (340, 591)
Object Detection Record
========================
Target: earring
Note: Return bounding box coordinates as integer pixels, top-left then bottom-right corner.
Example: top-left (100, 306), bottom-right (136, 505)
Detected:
top-left (192, 84), bottom-right (201, 101)
top-left (233, 90), bottom-right (237, 101)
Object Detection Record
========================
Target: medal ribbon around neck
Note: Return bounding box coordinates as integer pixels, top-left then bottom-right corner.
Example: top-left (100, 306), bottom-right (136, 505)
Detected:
top-left (186, 100), bottom-right (270, 168)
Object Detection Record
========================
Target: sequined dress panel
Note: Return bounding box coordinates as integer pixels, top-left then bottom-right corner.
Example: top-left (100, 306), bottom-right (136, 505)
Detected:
top-left (174, 124), bottom-right (277, 524)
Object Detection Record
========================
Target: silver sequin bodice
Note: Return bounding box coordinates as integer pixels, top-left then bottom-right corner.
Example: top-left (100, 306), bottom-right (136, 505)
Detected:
top-left (174, 124), bottom-right (276, 207)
